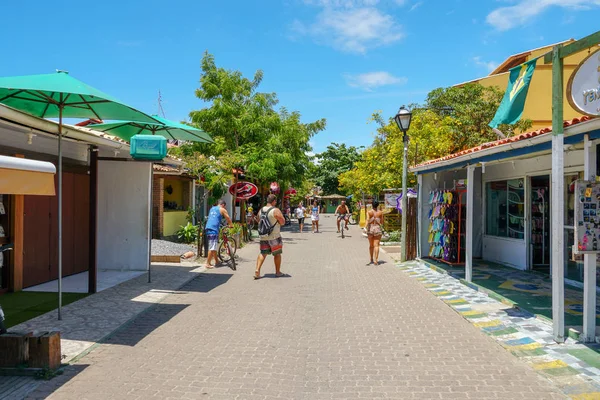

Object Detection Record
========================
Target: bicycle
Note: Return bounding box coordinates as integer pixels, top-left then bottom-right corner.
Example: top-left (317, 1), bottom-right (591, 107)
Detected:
top-left (217, 227), bottom-right (237, 270)
top-left (348, 212), bottom-right (359, 225)
top-left (336, 214), bottom-right (349, 238)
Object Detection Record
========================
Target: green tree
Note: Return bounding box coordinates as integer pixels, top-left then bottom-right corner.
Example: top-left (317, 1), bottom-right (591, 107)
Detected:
top-left (181, 52), bottom-right (325, 207)
top-left (340, 83), bottom-right (532, 197)
top-left (313, 143), bottom-right (362, 195)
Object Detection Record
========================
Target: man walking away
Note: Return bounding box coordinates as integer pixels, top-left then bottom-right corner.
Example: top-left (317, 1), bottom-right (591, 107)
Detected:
top-left (255, 194), bottom-right (286, 279)
top-left (204, 200), bottom-right (233, 269)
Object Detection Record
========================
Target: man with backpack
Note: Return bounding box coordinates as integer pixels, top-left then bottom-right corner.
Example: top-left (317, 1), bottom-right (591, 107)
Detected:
top-left (254, 194), bottom-right (286, 280)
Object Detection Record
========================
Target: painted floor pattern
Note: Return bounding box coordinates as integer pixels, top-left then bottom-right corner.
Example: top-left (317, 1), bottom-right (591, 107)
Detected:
top-left (398, 260), bottom-right (600, 399)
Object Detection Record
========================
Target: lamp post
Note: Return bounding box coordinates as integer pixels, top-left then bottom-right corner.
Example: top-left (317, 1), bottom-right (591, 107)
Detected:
top-left (394, 106), bottom-right (412, 262)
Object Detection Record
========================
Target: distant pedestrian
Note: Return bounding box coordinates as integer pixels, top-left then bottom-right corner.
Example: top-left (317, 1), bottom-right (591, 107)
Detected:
top-left (311, 200), bottom-right (320, 233)
top-left (204, 200), bottom-right (233, 269)
top-left (366, 200), bottom-right (384, 265)
top-left (255, 194), bottom-right (286, 279)
top-left (296, 201), bottom-right (307, 233)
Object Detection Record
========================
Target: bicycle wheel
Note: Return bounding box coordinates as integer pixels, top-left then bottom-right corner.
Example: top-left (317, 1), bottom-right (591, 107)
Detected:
top-left (218, 240), bottom-right (236, 263)
top-left (341, 227), bottom-right (345, 239)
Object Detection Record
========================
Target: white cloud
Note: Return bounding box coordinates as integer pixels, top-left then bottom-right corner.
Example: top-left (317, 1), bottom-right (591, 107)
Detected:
top-left (486, 0), bottom-right (600, 31)
top-left (472, 56), bottom-right (498, 73)
top-left (344, 71), bottom-right (407, 91)
top-left (410, 1), bottom-right (423, 11)
top-left (292, 1), bottom-right (404, 53)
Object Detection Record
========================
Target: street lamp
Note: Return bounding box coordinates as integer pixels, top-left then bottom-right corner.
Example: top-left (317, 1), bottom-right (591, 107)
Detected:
top-left (394, 105), bottom-right (412, 262)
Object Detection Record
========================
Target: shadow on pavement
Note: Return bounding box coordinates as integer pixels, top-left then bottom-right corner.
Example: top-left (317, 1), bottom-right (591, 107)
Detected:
top-left (182, 273), bottom-right (233, 293)
top-left (261, 273), bottom-right (292, 279)
top-left (103, 303), bottom-right (189, 347)
top-left (22, 364), bottom-right (89, 399)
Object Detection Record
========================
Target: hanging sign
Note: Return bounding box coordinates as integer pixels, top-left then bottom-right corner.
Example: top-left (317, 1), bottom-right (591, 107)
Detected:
top-left (567, 49), bottom-right (600, 117)
top-left (228, 181), bottom-right (258, 200)
top-left (384, 193), bottom-right (401, 209)
top-left (270, 182), bottom-right (280, 194)
top-left (574, 180), bottom-right (600, 254)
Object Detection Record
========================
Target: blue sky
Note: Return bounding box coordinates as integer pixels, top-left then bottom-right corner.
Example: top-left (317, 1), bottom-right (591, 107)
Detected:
top-left (1, 0), bottom-right (599, 153)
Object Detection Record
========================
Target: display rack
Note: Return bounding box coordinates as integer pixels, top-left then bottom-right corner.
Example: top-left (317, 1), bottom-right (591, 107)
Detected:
top-left (507, 183), bottom-right (525, 240)
top-left (530, 186), bottom-right (549, 267)
top-left (426, 188), bottom-right (466, 265)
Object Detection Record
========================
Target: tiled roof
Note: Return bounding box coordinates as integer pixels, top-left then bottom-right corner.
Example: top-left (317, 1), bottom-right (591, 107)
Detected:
top-left (153, 164), bottom-right (181, 173)
top-left (412, 116), bottom-right (593, 169)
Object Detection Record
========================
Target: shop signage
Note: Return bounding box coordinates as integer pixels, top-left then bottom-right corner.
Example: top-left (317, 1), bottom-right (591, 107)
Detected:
top-left (228, 181), bottom-right (258, 200)
top-left (574, 180), bottom-right (600, 254)
top-left (384, 193), bottom-right (400, 209)
top-left (130, 135), bottom-right (167, 161)
top-left (567, 49), bottom-right (600, 117)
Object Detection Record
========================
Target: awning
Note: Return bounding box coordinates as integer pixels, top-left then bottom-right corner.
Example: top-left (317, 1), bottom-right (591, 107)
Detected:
top-left (0, 155), bottom-right (56, 195)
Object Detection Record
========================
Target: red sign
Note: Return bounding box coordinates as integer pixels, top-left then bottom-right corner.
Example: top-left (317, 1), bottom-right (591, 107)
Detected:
top-left (228, 182), bottom-right (258, 200)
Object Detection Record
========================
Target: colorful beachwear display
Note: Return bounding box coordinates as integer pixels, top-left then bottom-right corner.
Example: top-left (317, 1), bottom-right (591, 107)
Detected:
top-left (427, 189), bottom-right (466, 264)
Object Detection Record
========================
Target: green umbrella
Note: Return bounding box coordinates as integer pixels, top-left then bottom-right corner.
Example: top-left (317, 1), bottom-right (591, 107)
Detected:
top-left (88, 115), bottom-right (214, 143)
top-left (0, 71), bottom-right (158, 320)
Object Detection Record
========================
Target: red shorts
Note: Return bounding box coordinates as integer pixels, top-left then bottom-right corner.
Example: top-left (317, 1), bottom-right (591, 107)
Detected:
top-left (260, 237), bottom-right (283, 255)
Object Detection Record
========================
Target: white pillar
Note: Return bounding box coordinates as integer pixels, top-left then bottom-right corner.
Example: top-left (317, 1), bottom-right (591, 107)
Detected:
top-left (466, 165), bottom-right (475, 282)
top-left (417, 174), bottom-right (423, 259)
top-left (583, 134), bottom-right (597, 342)
top-left (551, 134), bottom-right (565, 342)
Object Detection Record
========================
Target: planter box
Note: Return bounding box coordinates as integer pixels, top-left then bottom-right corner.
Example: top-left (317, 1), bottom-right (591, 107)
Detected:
top-left (0, 332), bottom-right (32, 367)
top-left (28, 331), bottom-right (61, 370)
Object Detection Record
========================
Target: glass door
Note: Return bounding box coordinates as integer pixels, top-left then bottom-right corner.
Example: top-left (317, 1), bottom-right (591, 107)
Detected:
top-left (530, 176), bottom-right (550, 272)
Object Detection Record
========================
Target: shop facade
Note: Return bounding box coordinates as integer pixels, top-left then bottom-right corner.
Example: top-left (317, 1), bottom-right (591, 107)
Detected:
top-left (152, 164), bottom-right (195, 238)
top-left (0, 104), bottom-right (155, 292)
top-left (412, 116), bottom-right (600, 339)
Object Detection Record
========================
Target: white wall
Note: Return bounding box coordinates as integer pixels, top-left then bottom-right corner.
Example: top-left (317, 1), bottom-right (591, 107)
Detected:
top-left (97, 160), bottom-right (151, 271)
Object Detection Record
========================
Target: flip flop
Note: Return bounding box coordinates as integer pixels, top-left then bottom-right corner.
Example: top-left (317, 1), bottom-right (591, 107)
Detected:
top-left (205, 265), bottom-right (215, 269)
top-left (275, 273), bottom-right (285, 277)
top-left (253, 274), bottom-right (261, 280)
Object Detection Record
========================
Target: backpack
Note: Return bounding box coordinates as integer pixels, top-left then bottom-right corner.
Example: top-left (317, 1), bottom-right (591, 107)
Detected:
top-left (258, 207), bottom-right (277, 236)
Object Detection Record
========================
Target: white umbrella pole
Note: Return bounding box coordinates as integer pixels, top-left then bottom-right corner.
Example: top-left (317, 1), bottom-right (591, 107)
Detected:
top-left (58, 104), bottom-right (63, 321)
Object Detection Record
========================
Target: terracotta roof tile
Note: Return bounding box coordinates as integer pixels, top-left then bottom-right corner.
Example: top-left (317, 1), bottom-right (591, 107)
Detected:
top-left (412, 116), bottom-right (592, 169)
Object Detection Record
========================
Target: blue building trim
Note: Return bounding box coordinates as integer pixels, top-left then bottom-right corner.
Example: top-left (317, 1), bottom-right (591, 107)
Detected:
top-left (414, 129), bottom-right (600, 175)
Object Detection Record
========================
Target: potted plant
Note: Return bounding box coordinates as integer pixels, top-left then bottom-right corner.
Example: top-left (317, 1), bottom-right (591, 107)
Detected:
top-left (229, 223), bottom-right (244, 248)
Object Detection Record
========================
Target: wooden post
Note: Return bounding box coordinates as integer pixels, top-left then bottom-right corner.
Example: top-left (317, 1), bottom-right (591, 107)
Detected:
top-left (28, 331), bottom-right (61, 370)
top-left (10, 154), bottom-right (25, 292)
top-left (88, 147), bottom-right (98, 294)
top-left (583, 134), bottom-right (597, 341)
top-left (466, 165), bottom-right (475, 282)
top-left (551, 44), bottom-right (565, 343)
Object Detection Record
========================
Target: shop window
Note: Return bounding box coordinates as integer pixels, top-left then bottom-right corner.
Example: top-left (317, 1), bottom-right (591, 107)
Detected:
top-left (486, 178), bottom-right (525, 240)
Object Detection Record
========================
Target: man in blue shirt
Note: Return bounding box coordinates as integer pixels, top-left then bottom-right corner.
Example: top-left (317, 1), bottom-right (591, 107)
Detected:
top-left (204, 199), bottom-right (233, 269)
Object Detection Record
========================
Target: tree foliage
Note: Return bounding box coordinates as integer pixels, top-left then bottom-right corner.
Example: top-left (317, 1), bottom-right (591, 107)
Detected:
top-left (312, 143), bottom-right (362, 195)
top-left (176, 52), bottom-right (326, 197)
top-left (339, 83), bottom-right (532, 197)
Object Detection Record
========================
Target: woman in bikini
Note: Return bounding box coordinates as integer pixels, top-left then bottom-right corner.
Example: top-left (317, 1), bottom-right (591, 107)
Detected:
top-left (366, 200), bottom-right (384, 265)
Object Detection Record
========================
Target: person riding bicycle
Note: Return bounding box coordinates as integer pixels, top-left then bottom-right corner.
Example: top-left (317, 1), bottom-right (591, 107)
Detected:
top-left (335, 200), bottom-right (350, 233)
top-left (204, 200), bottom-right (233, 269)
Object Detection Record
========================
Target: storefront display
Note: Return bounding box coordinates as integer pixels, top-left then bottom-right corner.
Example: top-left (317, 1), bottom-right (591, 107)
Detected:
top-left (427, 188), bottom-right (466, 264)
top-left (486, 178), bottom-right (525, 240)
top-left (574, 180), bottom-right (600, 254)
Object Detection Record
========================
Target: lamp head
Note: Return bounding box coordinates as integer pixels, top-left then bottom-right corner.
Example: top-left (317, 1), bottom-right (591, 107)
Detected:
top-left (394, 106), bottom-right (412, 133)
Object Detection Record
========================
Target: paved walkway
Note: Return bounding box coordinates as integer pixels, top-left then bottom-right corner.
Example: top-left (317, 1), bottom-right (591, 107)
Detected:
top-left (24, 215), bottom-right (564, 399)
top-left (394, 259), bottom-right (600, 399)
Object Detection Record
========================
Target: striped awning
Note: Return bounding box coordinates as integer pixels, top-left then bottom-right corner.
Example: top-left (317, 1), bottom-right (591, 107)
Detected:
top-left (0, 155), bottom-right (56, 195)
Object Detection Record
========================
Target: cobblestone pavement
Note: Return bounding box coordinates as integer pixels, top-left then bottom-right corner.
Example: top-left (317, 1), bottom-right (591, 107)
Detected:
top-left (391, 259), bottom-right (600, 399)
top-left (27, 215), bottom-right (565, 399)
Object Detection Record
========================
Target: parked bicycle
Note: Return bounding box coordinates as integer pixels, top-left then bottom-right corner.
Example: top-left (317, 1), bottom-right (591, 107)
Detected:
top-left (217, 226), bottom-right (237, 270)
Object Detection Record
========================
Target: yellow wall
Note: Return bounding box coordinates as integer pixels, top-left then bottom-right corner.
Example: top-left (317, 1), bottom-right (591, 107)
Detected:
top-left (464, 41), bottom-right (592, 131)
top-left (163, 211), bottom-right (187, 237)
top-left (164, 178), bottom-right (183, 207)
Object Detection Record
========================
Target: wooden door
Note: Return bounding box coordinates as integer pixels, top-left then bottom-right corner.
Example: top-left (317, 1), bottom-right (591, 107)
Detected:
top-left (23, 196), bottom-right (51, 287)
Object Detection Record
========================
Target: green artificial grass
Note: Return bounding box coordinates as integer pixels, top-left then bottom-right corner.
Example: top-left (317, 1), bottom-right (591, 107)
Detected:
top-left (1, 291), bottom-right (88, 328)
